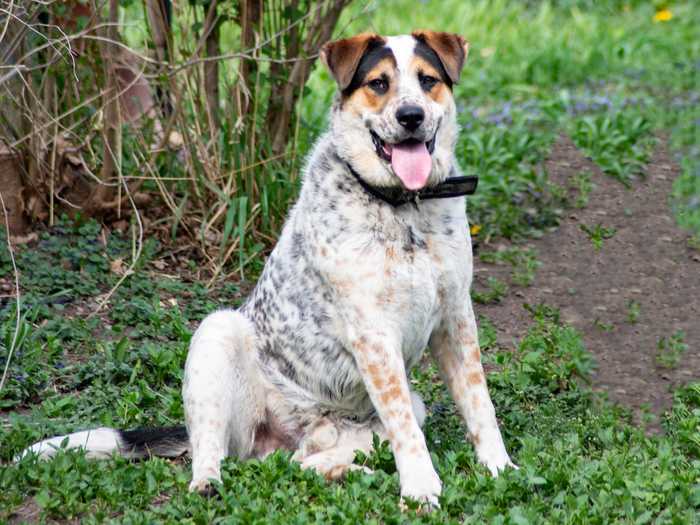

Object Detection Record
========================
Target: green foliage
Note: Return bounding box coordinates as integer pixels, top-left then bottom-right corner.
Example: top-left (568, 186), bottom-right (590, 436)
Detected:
top-left (579, 223), bottom-right (617, 251)
top-left (571, 171), bottom-right (593, 209)
top-left (626, 300), bottom-right (641, 324)
top-left (656, 331), bottom-right (689, 369)
top-left (472, 276), bottom-right (509, 304)
top-left (4, 294), bottom-right (698, 523)
top-left (570, 112), bottom-right (654, 186)
top-left (480, 247), bottom-right (541, 287)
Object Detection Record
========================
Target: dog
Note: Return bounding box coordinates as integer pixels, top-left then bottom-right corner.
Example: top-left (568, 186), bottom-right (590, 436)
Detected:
top-left (23, 30), bottom-right (516, 507)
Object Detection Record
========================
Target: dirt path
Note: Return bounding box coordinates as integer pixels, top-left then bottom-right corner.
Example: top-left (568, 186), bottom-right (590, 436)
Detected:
top-left (475, 136), bottom-right (700, 431)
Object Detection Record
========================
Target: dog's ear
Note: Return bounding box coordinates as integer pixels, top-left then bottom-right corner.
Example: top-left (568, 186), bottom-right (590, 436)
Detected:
top-left (320, 33), bottom-right (386, 90)
top-left (412, 30), bottom-right (469, 84)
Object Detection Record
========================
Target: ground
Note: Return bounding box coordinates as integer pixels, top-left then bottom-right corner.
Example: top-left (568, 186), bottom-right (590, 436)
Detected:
top-left (475, 135), bottom-right (700, 431)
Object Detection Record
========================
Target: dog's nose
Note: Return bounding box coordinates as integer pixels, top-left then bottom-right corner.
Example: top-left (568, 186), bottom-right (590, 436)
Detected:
top-left (396, 105), bottom-right (425, 131)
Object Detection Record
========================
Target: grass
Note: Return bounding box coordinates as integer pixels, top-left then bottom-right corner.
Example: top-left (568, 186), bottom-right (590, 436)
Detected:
top-left (2, 256), bottom-right (699, 522)
top-left (656, 331), bottom-right (689, 369)
top-left (479, 247), bottom-right (541, 287)
top-left (2, 0), bottom-right (700, 523)
top-left (579, 223), bottom-right (618, 251)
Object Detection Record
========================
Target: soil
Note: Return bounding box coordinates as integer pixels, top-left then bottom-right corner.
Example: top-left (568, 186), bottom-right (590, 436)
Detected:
top-left (475, 135), bottom-right (700, 432)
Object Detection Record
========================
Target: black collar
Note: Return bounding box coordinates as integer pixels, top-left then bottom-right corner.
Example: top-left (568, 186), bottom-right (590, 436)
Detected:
top-left (347, 163), bottom-right (478, 207)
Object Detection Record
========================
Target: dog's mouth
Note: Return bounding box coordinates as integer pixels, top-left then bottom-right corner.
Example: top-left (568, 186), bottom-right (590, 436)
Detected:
top-left (370, 130), bottom-right (437, 191)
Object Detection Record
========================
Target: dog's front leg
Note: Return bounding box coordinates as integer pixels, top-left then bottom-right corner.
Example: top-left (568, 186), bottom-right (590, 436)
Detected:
top-left (430, 298), bottom-right (517, 476)
top-left (350, 331), bottom-right (442, 507)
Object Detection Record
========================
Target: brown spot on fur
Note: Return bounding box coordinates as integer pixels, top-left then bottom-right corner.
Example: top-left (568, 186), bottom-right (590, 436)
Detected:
top-left (409, 445), bottom-right (420, 455)
top-left (386, 374), bottom-right (400, 388)
top-left (470, 347), bottom-right (481, 362)
top-left (320, 246), bottom-right (328, 257)
top-left (411, 55), bottom-right (452, 103)
top-left (471, 431), bottom-right (480, 446)
top-left (367, 363), bottom-right (380, 376)
top-left (343, 58), bottom-right (396, 115)
top-left (380, 385), bottom-right (403, 404)
top-left (412, 30), bottom-right (469, 84)
top-left (386, 246), bottom-right (397, 260)
top-left (321, 33), bottom-right (386, 90)
top-left (467, 371), bottom-right (484, 386)
top-left (354, 336), bottom-right (369, 353)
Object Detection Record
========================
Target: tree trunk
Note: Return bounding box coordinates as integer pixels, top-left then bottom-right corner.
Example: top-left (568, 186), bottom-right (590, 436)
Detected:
top-left (145, 0), bottom-right (173, 117)
top-left (0, 149), bottom-right (28, 235)
top-left (268, 0), bottom-right (349, 155)
top-left (203, 0), bottom-right (220, 131)
top-left (234, 0), bottom-right (263, 123)
top-left (92, 0), bottom-right (122, 213)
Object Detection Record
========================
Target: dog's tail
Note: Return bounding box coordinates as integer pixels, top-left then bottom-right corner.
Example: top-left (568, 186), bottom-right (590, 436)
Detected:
top-left (19, 425), bottom-right (189, 461)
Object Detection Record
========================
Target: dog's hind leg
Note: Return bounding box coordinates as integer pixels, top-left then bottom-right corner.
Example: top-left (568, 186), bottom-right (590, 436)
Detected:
top-left (296, 392), bottom-right (427, 481)
top-left (183, 309), bottom-right (265, 492)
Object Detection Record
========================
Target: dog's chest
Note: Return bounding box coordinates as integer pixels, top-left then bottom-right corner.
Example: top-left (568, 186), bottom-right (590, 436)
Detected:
top-left (320, 200), bottom-right (470, 358)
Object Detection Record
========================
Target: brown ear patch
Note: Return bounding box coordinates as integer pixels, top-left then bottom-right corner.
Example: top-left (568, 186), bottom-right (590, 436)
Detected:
top-left (320, 33), bottom-right (387, 91)
top-left (412, 30), bottom-right (469, 85)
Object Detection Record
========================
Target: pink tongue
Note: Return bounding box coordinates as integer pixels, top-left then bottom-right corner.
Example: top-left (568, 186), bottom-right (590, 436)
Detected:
top-left (390, 141), bottom-right (431, 190)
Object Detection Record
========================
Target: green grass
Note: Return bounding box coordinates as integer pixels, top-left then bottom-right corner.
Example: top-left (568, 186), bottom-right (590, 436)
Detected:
top-left (2, 0), bottom-right (700, 522)
top-left (2, 252), bottom-right (698, 522)
top-left (579, 223), bottom-right (618, 251)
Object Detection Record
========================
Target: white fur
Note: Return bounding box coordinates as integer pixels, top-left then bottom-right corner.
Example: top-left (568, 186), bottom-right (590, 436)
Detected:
top-left (20, 428), bottom-right (122, 460)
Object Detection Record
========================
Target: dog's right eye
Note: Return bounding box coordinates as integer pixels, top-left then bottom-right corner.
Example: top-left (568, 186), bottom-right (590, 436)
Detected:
top-left (367, 77), bottom-right (388, 94)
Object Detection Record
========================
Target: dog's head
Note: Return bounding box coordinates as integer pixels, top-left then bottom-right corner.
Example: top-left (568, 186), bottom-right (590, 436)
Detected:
top-left (321, 31), bottom-right (468, 190)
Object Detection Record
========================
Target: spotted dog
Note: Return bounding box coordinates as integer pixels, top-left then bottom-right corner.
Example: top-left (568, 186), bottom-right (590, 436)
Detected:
top-left (23, 31), bottom-right (516, 507)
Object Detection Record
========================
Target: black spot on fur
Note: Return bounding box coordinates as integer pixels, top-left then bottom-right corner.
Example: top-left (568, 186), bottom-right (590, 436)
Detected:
top-left (414, 40), bottom-right (453, 89)
top-left (405, 226), bottom-right (427, 251)
top-left (118, 426), bottom-right (189, 458)
top-left (342, 44), bottom-right (395, 97)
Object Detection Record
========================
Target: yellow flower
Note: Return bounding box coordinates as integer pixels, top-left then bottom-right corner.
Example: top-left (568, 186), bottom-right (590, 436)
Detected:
top-left (653, 9), bottom-right (673, 22)
top-left (470, 224), bottom-right (482, 236)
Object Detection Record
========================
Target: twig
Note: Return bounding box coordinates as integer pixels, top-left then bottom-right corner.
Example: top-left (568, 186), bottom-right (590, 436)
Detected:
top-left (88, 132), bottom-right (144, 319)
top-left (0, 191), bottom-right (22, 393)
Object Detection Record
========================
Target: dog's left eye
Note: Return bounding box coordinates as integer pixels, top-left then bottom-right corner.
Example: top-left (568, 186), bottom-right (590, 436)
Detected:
top-left (419, 74), bottom-right (439, 91)
top-left (367, 78), bottom-right (388, 94)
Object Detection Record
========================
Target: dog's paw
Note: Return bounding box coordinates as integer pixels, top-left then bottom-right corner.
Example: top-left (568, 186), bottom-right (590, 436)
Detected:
top-left (300, 449), bottom-right (368, 481)
top-left (475, 435), bottom-right (518, 476)
top-left (399, 464), bottom-right (442, 509)
top-left (189, 473), bottom-right (221, 495)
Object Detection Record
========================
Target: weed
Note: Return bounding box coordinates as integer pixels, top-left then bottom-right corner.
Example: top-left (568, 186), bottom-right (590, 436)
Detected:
top-left (570, 111), bottom-right (654, 186)
top-left (580, 223), bottom-right (617, 251)
top-left (480, 246), bottom-right (541, 287)
top-left (472, 277), bottom-right (509, 304)
top-left (688, 235), bottom-right (700, 251)
top-left (626, 300), bottom-right (641, 324)
top-left (593, 318), bottom-right (615, 332)
top-left (656, 331), bottom-right (689, 369)
top-left (571, 171), bottom-right (593, 208)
